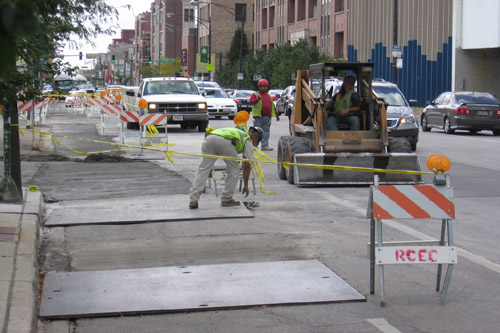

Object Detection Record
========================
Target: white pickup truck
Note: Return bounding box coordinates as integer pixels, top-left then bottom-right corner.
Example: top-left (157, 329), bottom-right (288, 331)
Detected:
top-left (122, 77), bottom-right (209, 132)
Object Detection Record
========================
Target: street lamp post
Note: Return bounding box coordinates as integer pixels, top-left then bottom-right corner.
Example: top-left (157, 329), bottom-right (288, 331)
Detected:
top-left (191, 0), bottom-right (246, 83)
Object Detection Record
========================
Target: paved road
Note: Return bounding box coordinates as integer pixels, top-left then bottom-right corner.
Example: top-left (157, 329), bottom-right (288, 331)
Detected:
top-left (33, 109), bottom-right (500, 333)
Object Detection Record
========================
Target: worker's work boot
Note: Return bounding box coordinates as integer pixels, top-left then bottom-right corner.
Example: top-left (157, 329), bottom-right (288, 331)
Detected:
top-left (189, 201), bottom-right (198, 209)
top-left (221, 199), bottom-right (241, 207)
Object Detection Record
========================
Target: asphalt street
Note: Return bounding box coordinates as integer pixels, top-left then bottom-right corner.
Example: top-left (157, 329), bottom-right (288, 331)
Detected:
top-left (10, 106), bottom-right (500, 333)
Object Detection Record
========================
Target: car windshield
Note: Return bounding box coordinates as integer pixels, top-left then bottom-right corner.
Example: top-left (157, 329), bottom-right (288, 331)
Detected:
top-left (372, 86), bottom-right (407, 106)
top-left (204, 90), bottom-right (229, 98)
top-left (144, 81), bottom-right (199, 95)
top-left (235, 91), bottom-right (253, 98)
top-left (455, 93), bottom-right (499, 105)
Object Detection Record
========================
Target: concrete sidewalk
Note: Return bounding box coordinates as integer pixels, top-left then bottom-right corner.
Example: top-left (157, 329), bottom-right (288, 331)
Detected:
top-left (1, 117), bottom-right (51, 332)
top-left (0, 190), bottom-right (43, 333)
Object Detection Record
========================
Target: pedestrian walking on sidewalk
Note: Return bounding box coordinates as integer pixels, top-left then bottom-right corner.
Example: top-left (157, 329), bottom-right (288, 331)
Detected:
top-left (189, 127), bottom-right (264, 209)
top-left (250, 79), bottom-right (279, 151)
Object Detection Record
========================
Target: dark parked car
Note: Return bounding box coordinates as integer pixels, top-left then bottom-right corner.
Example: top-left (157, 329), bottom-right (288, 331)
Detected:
top-left (232, 89), bottom-right (254, 112)
top-left (372, 79), bottom-right (419, 151)
top-left (421, 91), bottom-right (500, 135)
top-left (276, 85), bottom-right (295, 116)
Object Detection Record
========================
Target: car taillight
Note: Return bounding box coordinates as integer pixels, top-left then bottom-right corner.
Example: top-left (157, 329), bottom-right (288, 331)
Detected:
top-left (272, 96), bottom-right (279, 101)
top-left (235, 99), bottom-right (241, 103)
top-left (496, 109), bottom-right (500, 115)
top-left (456, 107), bottom-right (471, 114)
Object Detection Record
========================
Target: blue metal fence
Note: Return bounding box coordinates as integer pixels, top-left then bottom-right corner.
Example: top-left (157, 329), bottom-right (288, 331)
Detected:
top-left (348, 37), bottom-right (452, 106)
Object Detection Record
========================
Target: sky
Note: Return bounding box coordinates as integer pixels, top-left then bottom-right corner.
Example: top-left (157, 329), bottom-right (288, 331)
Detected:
top-left (63, 1), bottom-right (152, 68)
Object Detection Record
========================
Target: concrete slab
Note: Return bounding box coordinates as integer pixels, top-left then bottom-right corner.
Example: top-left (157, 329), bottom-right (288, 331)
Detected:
top-left (44, 194), bottom-right (253, 227)
top-left (39, 259), bottom-right (365, 319)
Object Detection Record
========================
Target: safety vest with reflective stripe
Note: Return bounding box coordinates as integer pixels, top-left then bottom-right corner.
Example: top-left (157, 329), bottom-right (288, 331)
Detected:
top-left (210, 128), bottom-right (250, 153)
top-left (333, 89), bottom-right (356, 115)
top-left (251, 92), bottom-right (277, 117)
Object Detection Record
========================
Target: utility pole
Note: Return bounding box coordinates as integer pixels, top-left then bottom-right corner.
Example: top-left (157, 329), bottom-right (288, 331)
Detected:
top-left (1, 100), bottom-right (23, 201)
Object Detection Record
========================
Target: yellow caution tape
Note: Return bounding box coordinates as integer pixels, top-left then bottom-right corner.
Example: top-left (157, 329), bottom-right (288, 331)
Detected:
top-left (19, 121), bottom-right (434, 196)
top-left (28, 186), bottom-right (39, 192)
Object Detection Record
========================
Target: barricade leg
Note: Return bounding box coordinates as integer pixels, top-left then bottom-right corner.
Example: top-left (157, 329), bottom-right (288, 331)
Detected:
top-left (436, 219), bottom-right (447, 291)
top-left (377, 218), bottom-right (386, 306)
top-left (370, 218), bottom-right (376, 294)
top-left (439, 219), bottom-right (455, 304)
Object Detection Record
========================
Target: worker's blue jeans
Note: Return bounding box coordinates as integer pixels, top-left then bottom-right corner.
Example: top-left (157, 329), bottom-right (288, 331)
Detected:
top-left (253, 116), bottom-right (272, 148)
top-left (327, 115), bottom-right (360, 131)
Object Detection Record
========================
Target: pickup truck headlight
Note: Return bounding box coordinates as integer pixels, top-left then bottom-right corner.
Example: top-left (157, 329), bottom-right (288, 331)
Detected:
top-left (149, 103), bottom-right (157, 110)
top-left (197, 103), bottom-right (207, 110)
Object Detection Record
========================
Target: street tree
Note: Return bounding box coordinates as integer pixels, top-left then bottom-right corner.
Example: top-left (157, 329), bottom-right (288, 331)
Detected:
top-left (218, 38), bottom-right (332, 89)
top-left (0, 0), bottom-right (117, 201)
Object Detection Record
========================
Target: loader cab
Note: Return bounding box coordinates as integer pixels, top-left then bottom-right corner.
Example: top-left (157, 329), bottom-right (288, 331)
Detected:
top-left (308, 63), bottom-right (376, 132)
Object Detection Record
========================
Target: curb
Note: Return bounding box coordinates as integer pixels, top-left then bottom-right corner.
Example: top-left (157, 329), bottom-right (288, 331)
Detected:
top-left (0, 190), bottom-right (43, 333)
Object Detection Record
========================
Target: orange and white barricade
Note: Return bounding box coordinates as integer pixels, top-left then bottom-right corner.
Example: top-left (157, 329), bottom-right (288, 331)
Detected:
top-left (119, 110), bottom-right (141, 143)
top-left (100, 103), bottom-right (120, 116)
top-left (367, 165), bottom-right (456, 306)
top-left (85, 96), bottom-right (101, 114)
top-left (139, 113), bottom-right (167, 146)
top-left (99, 103), bottom-right (121, 134)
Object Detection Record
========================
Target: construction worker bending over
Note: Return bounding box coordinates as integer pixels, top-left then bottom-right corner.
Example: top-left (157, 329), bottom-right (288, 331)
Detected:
top-left (325, 76), bottom-right (362, 131)
top-left (189, 127), bottom-right (264, 209)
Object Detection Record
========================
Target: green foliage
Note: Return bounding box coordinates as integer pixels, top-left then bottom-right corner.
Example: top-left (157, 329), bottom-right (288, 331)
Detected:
top-left (139, 65), bottom-right (160, 79)
top-left (0, 0), bottom-right (118, 104)
top-left (219, 39), bottom-right (333, 89)
top-left (227, 27), bottom-right (249, 63)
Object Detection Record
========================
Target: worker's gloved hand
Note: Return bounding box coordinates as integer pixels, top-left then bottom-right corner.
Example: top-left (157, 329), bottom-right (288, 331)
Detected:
top-left (242, 185), bottom-right (250, 197)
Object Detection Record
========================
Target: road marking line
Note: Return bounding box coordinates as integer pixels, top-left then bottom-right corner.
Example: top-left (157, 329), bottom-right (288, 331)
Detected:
top-left (316, 191), bottom-right (500, 275)
top-left (366, 318), bottom-right (402, 333)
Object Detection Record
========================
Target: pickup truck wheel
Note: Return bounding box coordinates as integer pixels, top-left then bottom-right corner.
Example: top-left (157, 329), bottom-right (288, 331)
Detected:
top-left (198, 121), bottom-right (208, 132)
top-left (228, 116), bottom-right (235, 120)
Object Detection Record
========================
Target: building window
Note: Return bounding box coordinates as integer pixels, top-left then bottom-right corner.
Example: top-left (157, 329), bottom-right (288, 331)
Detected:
top-left (269, 6), bottom-right (275, 28)
top-left (184, 9), bottom-right (194, 22)
top-left (334, 0), bottom-right (344, 13)
top-left (334, 31), bottom-right (344, 59)
top-left (262, 8), bottom-right (268, 29)
top-left (235, 4), bottom-right (247, 22)
top-left (309, 0), bottom-right (317, 19)
top-left (298, 0), bottom-right (305, 21)
top-left (287, 0), bottom-right (295, 24)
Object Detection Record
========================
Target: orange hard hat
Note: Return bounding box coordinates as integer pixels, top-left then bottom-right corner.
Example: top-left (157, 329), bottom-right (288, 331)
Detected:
top-left (257, 79), bottom-right (269, 86)
top-left (233, 111), bottom-right (250, 125)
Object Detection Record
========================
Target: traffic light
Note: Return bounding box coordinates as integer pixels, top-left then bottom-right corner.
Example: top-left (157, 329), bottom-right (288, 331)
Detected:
top-left (148, 57), bottom-right (152, 64)
top-left (79, 52), bottom-right (83, 60)
top-left (111, 55), bottom-right (115, 63)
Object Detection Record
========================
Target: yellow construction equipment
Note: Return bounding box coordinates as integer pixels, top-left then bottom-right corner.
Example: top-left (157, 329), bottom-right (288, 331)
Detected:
top-left (277, 62), bottom-right (422, 185)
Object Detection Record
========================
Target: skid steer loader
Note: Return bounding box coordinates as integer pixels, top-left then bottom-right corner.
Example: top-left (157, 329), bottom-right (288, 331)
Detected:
top-left (277, 62), bottom-right (422, 185)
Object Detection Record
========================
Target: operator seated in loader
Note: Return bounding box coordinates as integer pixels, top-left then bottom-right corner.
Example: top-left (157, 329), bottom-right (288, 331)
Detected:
top-left (325, 75), bottom-right (362, 131)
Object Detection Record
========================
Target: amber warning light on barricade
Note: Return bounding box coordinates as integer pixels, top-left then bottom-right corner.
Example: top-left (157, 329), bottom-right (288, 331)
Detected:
top-left (138, 99), bottom-right (148, 109)
top-left (115, 94), bottom-right (121, 101)
top-left (426, 154), bottom-right (451, 173)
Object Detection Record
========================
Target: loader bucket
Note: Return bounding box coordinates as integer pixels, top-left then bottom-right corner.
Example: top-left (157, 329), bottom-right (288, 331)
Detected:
top-left (292, 152), bottom-right (422, 185)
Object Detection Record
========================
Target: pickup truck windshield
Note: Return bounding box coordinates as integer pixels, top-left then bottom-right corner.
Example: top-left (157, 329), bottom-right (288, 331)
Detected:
top-left (144, 81), bottom-right (199, 95)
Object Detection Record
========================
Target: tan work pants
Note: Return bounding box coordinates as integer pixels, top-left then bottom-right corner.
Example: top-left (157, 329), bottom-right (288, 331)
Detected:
top-left (189, 135), bottom-right (240, 202)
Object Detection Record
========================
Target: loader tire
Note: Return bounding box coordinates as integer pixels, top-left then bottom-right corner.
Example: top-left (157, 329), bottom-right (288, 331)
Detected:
top-left (388, 137), bottom-right (412, 153)
top-left (285, 136), bottom-right (312, 184)
top-left (277, 136), bottom-right (290, 180)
